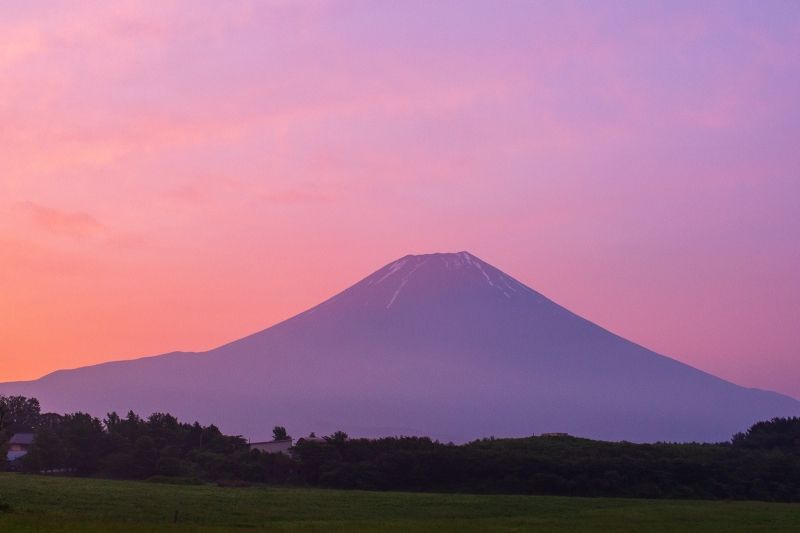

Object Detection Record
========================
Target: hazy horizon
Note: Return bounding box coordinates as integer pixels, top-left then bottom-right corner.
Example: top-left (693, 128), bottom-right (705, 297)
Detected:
top-left (2, 2), bottom-right (799, 401)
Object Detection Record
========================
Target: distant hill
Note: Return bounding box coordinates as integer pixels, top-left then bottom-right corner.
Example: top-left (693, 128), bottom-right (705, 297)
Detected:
top-left (2, 251), bottom-right (797, 442)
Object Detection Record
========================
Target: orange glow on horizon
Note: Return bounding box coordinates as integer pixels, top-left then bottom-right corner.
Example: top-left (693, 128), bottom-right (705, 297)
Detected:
top-left (1, 2), bottom-right (799, 399)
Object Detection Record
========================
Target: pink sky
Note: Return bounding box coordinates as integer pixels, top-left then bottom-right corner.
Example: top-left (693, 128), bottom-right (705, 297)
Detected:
top-left (1, 1), bottom-right (799, 398)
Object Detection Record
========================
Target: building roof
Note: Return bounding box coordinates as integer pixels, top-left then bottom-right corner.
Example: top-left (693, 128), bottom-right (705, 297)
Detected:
top-left (249, 438), bottom-right (294, 456)
top-left (296, 435), bottom-right (326, 444)
top-left (9, 433), bottom-right (35, 445)
top-left (249, 437), bottom-right (292, 446)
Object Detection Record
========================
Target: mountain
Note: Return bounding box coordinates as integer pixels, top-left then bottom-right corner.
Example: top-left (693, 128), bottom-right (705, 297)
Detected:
top-left (2, 251), bottom-right (797, 443)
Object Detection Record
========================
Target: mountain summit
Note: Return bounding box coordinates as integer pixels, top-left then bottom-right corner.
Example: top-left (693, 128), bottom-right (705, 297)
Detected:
top-left (2, 251), bottom-right (797, 442)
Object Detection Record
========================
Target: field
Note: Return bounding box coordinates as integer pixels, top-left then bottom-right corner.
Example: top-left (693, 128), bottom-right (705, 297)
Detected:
top-left (1, 473), bottom-right (799, 532)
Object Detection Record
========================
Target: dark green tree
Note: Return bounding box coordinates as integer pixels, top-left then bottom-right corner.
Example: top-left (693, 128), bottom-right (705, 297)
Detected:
top-left (133, 435), bottom-right (158, 478)
top-left (0, 395), bottom-right (41, 431)
top-left (732, 417), bottom-right (800, 449)
top-left (329, 431), bottom-right (349, 443)
top-left (21, 446), bottom-right (42, 473)
top-left (32, 428), bottom-right (66, 470)
top-left (59, 413), bottom-right (105, 475)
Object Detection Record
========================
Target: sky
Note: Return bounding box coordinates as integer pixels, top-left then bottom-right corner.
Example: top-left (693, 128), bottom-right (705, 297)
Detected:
top-left (1, 1), bottom-right (799, 398)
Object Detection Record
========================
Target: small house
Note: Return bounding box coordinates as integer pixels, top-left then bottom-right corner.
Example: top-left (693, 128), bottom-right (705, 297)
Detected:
top-left (6, 432), bottom-right (35, 469)
top-left (249, 437), bottom-right (293, 455)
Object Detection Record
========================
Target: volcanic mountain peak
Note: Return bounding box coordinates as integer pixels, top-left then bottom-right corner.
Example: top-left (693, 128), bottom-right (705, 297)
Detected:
top-left (373, 251), bottom-right (495, 275)
top-left (2, 251), bottom-right (797, 443)
top-left (362, 251), bottom-right (532, 306)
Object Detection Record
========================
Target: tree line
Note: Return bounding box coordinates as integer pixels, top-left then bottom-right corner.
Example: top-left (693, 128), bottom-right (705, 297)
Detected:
top-left (2, 395), bottom-right (799, 501)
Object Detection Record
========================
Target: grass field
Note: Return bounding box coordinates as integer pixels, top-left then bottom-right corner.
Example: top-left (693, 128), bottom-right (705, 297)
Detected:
top-left (1, 473), bottom-right (799, 532)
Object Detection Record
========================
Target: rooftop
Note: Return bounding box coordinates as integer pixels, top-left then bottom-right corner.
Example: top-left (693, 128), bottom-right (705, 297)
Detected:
top-left (9, 433), bottom-right (35, 445)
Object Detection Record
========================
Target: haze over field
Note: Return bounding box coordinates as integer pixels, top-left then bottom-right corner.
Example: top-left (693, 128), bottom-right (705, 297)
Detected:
top-left (1, 2), bottom-right (800, 402)
top-left (2, 252), bottom-right (797, 443)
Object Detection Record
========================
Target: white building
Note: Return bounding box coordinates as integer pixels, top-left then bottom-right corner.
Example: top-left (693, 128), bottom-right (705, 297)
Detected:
top-left (6, 432), bottom-right (35, 466)
top-left (249, 438), bottom-right (293, 455)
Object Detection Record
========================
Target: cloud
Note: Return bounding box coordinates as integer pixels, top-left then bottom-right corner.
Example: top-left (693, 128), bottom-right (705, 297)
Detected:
top-left (0, 23), bottom-right (44, 69)
top-left (262, 187), bottom-right (337, 206)
top-left (163, 184), bottom-right (207, 205)
top-left (18, 201), bottom-right (103, 237)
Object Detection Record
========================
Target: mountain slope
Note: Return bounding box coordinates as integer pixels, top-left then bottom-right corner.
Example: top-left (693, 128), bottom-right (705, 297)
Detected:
top-left (2, 251), bottom-right (797, 442)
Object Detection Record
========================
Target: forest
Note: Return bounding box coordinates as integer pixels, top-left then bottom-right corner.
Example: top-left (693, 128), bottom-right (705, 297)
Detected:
top-left (2, 395), bottom-right (799, 502)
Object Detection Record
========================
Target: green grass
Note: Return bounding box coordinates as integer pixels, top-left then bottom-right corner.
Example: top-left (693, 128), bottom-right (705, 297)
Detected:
top-left (1, 473), bottom-right (799, 532)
